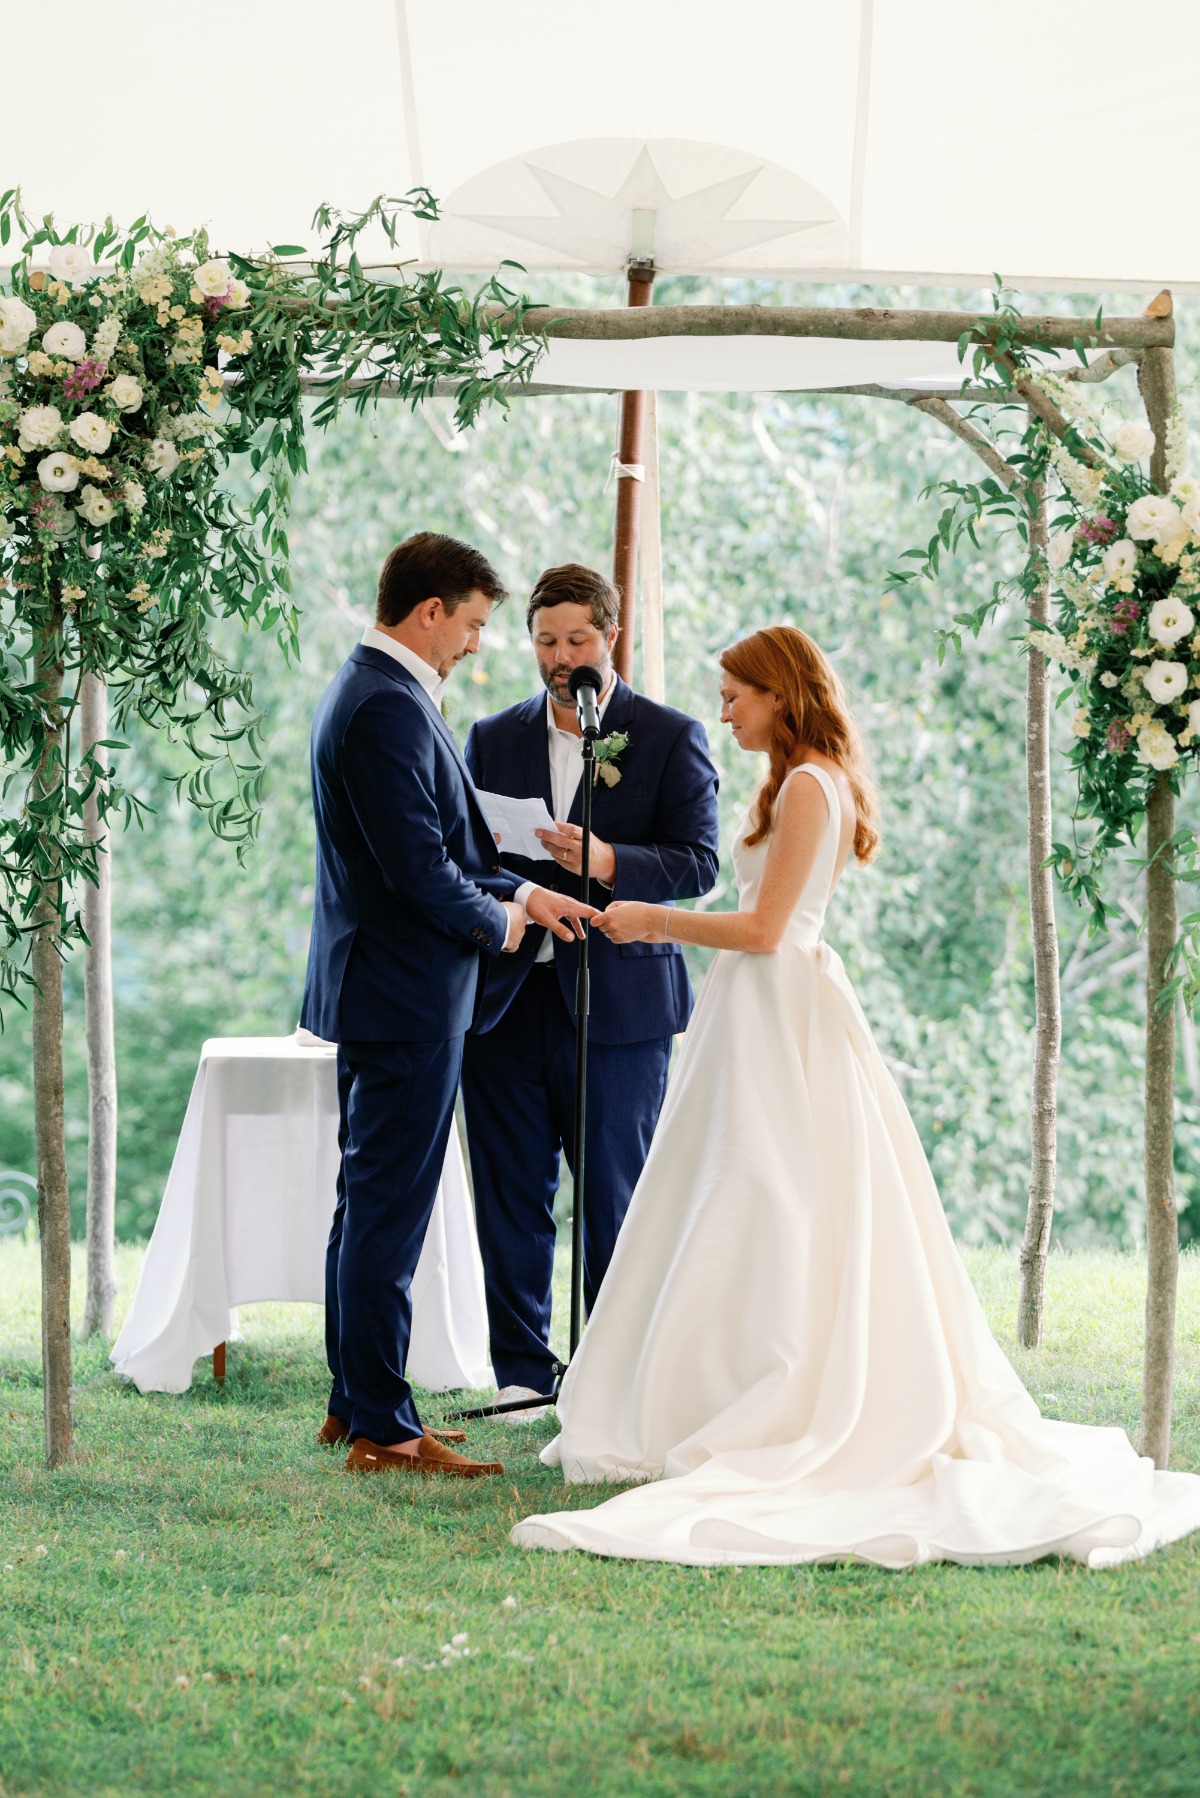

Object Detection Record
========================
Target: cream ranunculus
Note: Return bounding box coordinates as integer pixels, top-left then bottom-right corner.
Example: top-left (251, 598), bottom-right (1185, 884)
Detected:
top-left (1137, 721), bottom-right (1180, 771)
top-left (48, 244), bottom-right (93, 289)
top-left (1126, 494), bottom-right (1183, 543)
top-left (1108, 421), bottom-right (1156, 462)
top-left (37, 450), bottom-right (79, 492)
top-left (0, 294), bottom-right (38, 355)
top-left (106, 373), bottom-right (143, 413)
top-left (1171, 474), bottom-right (1200, 506)
top-left (77, 483), bottom-right (115, 527)
top-left (68, 411), bottom-right (112, 455)
top-left (145, 437), bottom-right (180, 478)
top-left (193, 258), bottom-right (232, 298)
top-left (1147, 595), bottom-right (1196, 646)
top-left (17, 404), bottom-right (64, 451)
top-left (1180, 494), bottom-right (1200, 541)
top-left (1143, 658), bottom-right (1189, 705)
top-left (1101, 539), bottom-right (1137, 582)
top-left (41, 320), bottom-right (88, 362)
top-left (1047, 531), bottom-right (1074, 570)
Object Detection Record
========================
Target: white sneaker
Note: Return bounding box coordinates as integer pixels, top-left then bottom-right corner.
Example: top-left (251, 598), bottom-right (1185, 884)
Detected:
top-left (494, 1384), bottom-right (554, 1424)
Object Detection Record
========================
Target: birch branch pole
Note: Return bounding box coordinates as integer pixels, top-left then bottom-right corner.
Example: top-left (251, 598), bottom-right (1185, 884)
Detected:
top-left (1138, 337), bottom-right (1180, 1468)
top-left (1017, 468), bottom-right (1062, 1347)
top-left (31, 613), bottom-right (73, 1467)
top-left (80, 671), bottom-right (117, 1339)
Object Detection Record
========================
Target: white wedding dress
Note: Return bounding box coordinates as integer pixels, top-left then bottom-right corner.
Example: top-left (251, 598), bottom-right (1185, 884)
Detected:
top-left (512, 764), bottom-right (1200, 1569)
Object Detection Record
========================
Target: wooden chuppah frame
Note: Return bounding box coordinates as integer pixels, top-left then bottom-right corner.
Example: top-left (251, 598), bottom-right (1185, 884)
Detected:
top-left (311, 287), bottom-right (1183, 1459)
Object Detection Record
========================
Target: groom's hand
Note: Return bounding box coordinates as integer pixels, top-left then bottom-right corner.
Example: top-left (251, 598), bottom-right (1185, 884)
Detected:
top-left (535, 822), bottom-right (617, 888)
top-left (500, 902), bottom-right (527, 952)
top-left (524, 886), bottom-right (601, 943)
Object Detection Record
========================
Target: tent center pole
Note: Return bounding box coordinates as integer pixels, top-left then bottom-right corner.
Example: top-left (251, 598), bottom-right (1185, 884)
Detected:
top-left (612, 258), bottom-right (655, 684)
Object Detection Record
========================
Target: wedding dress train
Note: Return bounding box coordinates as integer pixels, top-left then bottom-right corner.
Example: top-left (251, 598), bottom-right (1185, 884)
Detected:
top-left (512, 764), bottom-right (1200, 1568)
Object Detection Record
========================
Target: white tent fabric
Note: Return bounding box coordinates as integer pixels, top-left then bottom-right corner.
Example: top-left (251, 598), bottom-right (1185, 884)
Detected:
top-left (4, 0), bottom-right (1199, 293)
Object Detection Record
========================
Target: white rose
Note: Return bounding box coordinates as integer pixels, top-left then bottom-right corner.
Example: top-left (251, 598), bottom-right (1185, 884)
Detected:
top-left (1047, 531), bottom-right (1074, 570)
top-left (1108, 421), bottom-right (1156, 463)
top-left (1126, 495), bottom-right (1183, 544)
top-left (41, 320), bottom-right (88, 362)
top-left (68, 411), bottom-right (112, 454)
top-left (1170, 475), bottom-right (1200, 506)
top-left (1101, 539), bottom-right (1138, 582)
top-left (0, 294), bottom-right (38, 355)
top-left (16, 404), bottom-right (64, 451)
top-left (1179, 494), bottom-right (1200, 542)
top-left (37, 451), bottom-right (79, 492)
top-left (1143, 659), bottom-right (1188, 705)
top-left (106, 373), bottom-right (143, 413)
top-left (48, 244), bottom-right (93, 290)
top-left (1137, 722), bottom-right (1179, 771)
top-left (77, 483), bottom-right (115, 527)
top-left (145, 437), bottom-right (180, 478)
top-left (1147, 596), bottom-right (1195, 646)
top-left (193, 258), bottom-right (232, 298)
top-left (225, 276), bottom-right (251, 309)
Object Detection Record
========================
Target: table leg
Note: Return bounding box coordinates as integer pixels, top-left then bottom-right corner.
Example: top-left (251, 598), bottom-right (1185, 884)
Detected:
top-left (213, 1341), bottom-right (226, 1383)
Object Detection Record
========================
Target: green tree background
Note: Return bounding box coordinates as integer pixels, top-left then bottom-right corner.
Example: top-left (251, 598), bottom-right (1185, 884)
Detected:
top-left (2, 277), bottom-right (1197, 1249)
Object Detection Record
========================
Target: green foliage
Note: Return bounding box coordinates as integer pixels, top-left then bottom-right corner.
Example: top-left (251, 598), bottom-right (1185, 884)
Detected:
top-left (1, 1240), bottom-right (1198, 1797)
top-left (0, 189), bottom-right (542, 1009)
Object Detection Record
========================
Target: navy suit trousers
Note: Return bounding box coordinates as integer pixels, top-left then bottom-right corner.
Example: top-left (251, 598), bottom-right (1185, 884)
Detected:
top-left (326, 1036), bottom-right (462, 1443)
top-left (461, 966), bottom-right (672, 1392)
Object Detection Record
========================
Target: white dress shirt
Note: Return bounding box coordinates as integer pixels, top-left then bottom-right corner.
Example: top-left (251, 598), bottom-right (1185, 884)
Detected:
top-left (532, 679), bottom-right (615, 964)
top-left (360, 626), bottom-right (444, 701)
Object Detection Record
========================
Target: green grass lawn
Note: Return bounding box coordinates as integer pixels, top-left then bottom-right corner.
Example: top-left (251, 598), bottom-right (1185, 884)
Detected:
top-left (1, 1241), bottom-right (1199, 1798)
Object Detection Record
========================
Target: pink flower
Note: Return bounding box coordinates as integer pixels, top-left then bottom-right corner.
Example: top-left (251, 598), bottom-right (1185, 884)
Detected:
top-left (1107, 721), bottom-right (1132, 754)
top-left (1079, 515), bottom-right (1118, 546)
top-left (62, 358), bottom-right (107, 399)
top-left (1109, 599), bottom-right (1141, 636)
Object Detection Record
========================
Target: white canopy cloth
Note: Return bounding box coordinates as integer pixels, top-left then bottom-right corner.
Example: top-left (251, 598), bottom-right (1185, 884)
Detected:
top-left (110, 1034), bottom-right (492, 1396)
top-left (4, 0), bottom-right (1198, 292)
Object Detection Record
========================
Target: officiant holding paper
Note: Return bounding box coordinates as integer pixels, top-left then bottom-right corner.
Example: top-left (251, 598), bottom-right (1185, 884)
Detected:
top-left (462, 564), bottom-right (720, 1412)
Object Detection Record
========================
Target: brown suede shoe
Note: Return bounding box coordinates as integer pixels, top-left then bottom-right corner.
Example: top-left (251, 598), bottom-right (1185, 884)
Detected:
top-left (346, 1435), bottom-right (503, 1478)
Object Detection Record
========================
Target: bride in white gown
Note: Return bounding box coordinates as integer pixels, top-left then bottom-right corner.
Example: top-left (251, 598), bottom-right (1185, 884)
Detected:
top-left (512, 625), bottom-right (1200, 1570)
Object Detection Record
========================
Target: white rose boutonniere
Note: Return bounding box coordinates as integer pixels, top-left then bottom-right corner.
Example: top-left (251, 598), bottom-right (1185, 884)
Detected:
top-left (592, 730), bottom-right (630, 788)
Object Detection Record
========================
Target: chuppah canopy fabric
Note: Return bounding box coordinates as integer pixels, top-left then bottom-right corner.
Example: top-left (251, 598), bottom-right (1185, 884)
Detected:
top-left (5, 0), bottom-right (1199, 301)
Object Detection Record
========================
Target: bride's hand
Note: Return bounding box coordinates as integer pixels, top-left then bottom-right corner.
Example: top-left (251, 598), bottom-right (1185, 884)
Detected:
top-left (592, 902), bottom-right (669, 945)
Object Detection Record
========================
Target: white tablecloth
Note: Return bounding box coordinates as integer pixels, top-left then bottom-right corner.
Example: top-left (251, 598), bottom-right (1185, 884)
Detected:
top-left (111, 1033), bottom-right (492, 1395)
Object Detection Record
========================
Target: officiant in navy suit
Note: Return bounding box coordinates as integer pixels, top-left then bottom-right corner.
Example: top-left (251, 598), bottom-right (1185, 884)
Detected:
top-left (462, 563), bottom-right (720, 1411)
top-left (300, 534), bottom-right (597, 1478)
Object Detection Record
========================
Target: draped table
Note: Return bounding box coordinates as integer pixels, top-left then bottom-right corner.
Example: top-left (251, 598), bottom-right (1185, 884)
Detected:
top-left (111, 1032), bottom-right (492, 1395)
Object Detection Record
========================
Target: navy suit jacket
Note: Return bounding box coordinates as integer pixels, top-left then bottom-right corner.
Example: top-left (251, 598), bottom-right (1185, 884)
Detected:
top-left (465, 678), bottom-right (720, 1046)
top-left (300, 645), bottom-right (517, 1044)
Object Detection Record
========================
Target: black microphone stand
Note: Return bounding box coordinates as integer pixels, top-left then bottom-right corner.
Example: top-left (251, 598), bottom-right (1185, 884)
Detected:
top-left (451, 672), bottom-right (601, 1424)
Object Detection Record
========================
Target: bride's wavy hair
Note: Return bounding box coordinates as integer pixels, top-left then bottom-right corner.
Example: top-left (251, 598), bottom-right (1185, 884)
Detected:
top-left (719, 625), bottom-right (880, 862)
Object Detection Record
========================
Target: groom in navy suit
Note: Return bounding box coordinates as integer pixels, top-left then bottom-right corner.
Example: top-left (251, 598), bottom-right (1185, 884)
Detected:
top-left (300, 534), bottom-right (596, 1476)
top-left (462, 563), bottom-right (720, 1407)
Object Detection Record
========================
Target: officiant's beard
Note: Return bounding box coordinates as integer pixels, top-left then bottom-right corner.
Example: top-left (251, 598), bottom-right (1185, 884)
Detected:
top-left (540, 650), bottom-right (613, 708)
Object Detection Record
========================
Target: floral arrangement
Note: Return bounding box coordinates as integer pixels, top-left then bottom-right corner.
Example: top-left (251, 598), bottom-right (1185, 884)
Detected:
top-left (1020, 374), bottom-right (1197, 877)
top-left (0, 189), bottom-right (542, 1004)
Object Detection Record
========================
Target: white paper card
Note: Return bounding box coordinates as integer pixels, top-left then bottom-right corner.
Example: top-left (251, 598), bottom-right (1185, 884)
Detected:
top-left (474, 790), bottom-right (557, 860)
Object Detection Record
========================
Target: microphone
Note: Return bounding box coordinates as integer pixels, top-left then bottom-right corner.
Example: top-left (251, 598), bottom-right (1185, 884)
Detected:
top-left (567, 664), bottom-right (603, 739)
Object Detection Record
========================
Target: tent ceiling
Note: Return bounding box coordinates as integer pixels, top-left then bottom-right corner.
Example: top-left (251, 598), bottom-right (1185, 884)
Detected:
top-left (5, 1), bottom-right (1197, 298)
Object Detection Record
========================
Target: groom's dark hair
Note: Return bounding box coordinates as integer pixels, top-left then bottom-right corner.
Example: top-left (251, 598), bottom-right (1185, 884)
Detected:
top-left (527, 563), bottom-right (620, 635)
top-left (376, 532), bottom-right (506, 625)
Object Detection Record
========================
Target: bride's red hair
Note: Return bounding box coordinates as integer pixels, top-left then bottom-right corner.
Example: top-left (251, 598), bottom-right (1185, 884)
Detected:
top-left (719, 625), bottom-right (880, 862)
